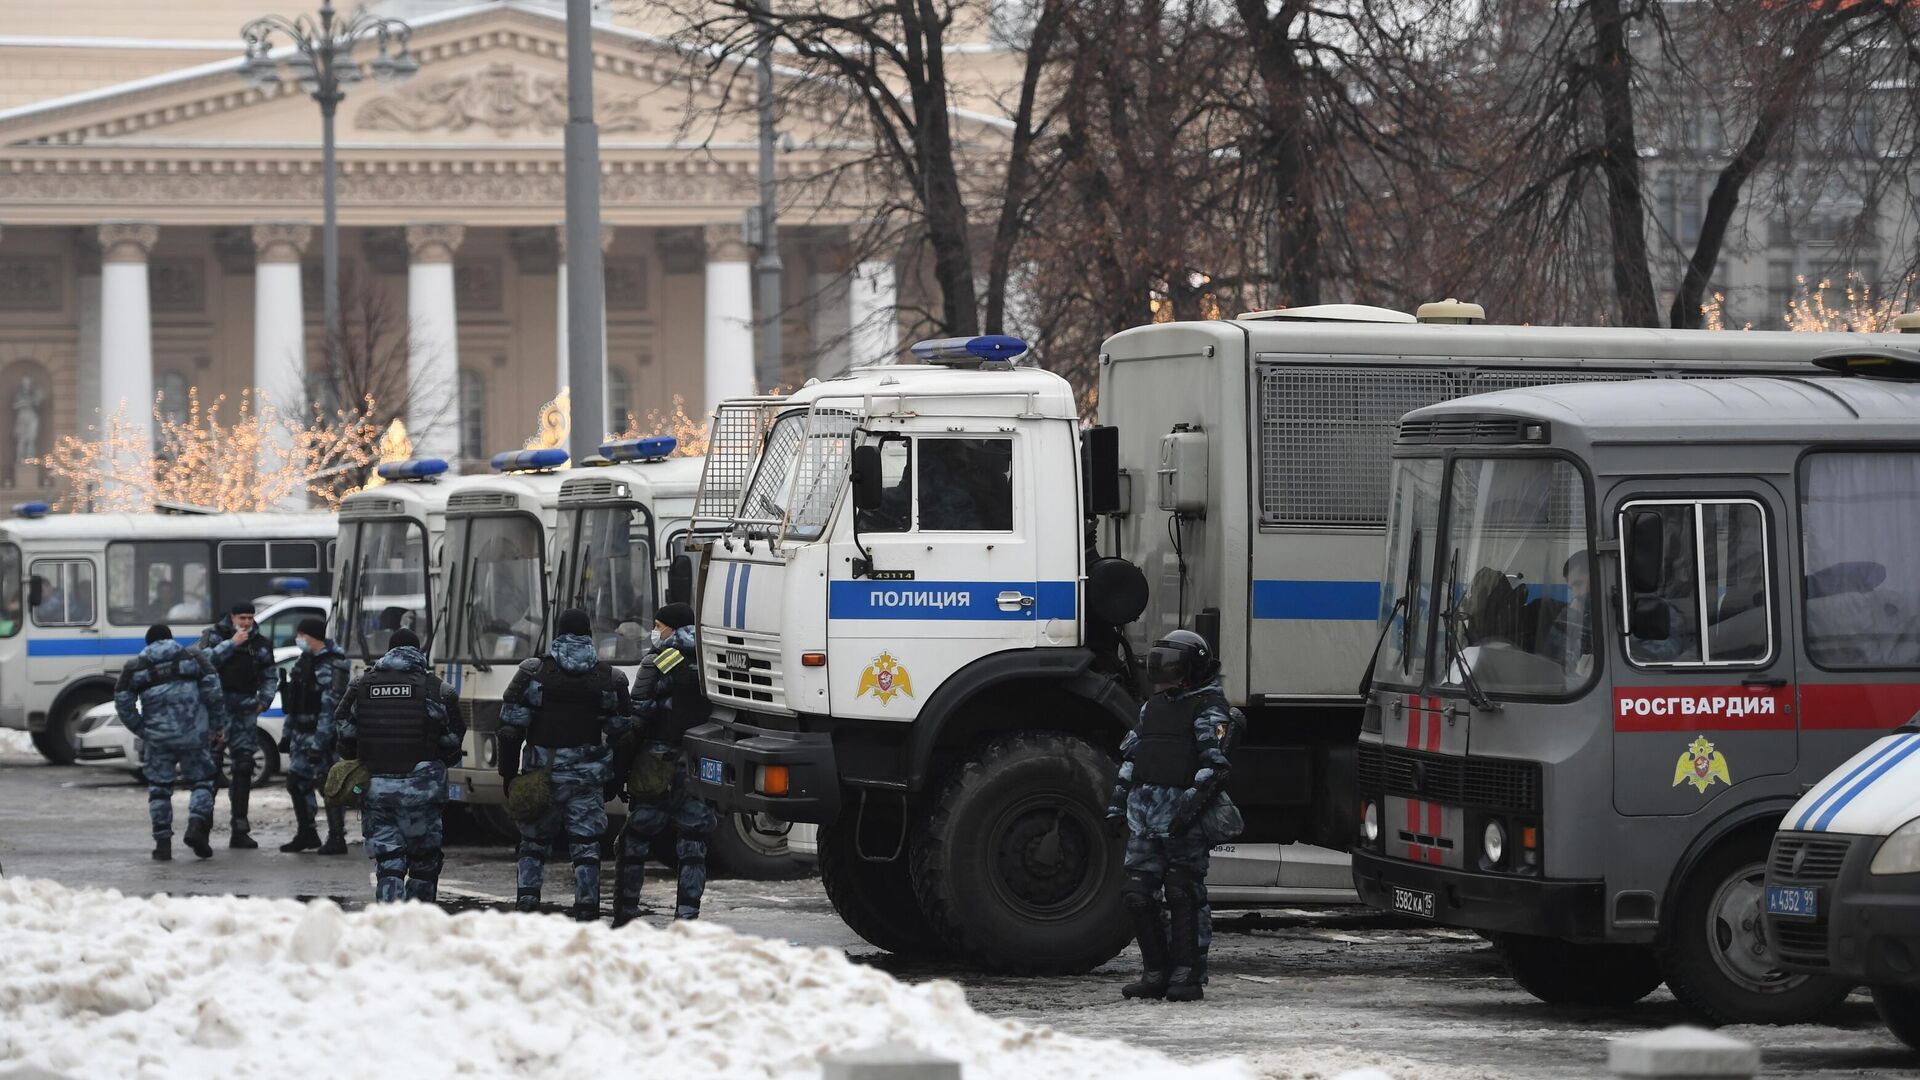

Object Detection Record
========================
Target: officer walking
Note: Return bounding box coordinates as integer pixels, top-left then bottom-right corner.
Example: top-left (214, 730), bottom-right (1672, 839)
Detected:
top-left (333, 627), bottom-right (464, 903)
top-left (280, 617), bottom-right (352, 855)
top-left (115, 624), bottom-right (229, 860)
top-left (198, 601), bottom-right (278, 849)
top-left (612, 602), bottom-right (717, 925)
top-left (1106, 629), bottom-right (1233, 1003)
top-left (498, 607), bottom-right (633, 920)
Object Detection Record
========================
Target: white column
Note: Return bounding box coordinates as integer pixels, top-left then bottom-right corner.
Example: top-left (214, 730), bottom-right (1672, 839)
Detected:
top-left (98, 222), bottom-right (158, 500)
top-left (406, 223), bottom-right (464, 464)
top-left (252, 223), bottom-right (312, 508)
top-left (73, 233), bottom-right (102, 444)
top-left (703, 223), bottom-right (756, 415)
top-left (849, 258), bottom-right (898, 367)
top-left (554, 224), bottom-right (613, 402)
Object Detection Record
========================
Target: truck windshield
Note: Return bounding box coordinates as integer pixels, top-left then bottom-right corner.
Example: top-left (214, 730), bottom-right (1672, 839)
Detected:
top-left (553, 505), bottom-right (654, 663)
top-left (735, 409), bottom-right (857, 542)
top-left (0, 541), bottom-right (20, 638)
top-left (449, 514), bottom-right (544, 662)
top-left (337, 519), bottom-right (429, 659)
top-left (1438, 457), bottom-right (1594, 698)
top-left (1374, 458), bottom-right (1443, 690)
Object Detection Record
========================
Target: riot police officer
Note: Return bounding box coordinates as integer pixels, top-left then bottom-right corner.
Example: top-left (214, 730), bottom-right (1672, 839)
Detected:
top-left (499, 607), bottom-right (633, 920)
top-left (115, 624), bottom-right (228, 860)
top-left (612, 602), bottom-right (717, 925)
top-left (280, 617), bottom-right (351, 855)
top-left (1106, 629), bottom-right (1233, 1003)
top-left (198, 601), bottom-right (278, 849)
top-left (333, 627), bottom-right (464, 903)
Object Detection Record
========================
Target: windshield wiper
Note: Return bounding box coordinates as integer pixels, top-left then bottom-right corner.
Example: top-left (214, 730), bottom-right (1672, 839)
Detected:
top-left (1356, 594), bottom-right (1408, 698)
top-left (1442, 549), bottom-right (1498, 712)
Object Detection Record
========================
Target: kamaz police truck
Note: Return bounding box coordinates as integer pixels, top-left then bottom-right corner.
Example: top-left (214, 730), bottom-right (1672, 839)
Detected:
top-left (1353, 345), bottom-right (1920, 1025)
top-left (681, 309), bottom-right (1890, 974)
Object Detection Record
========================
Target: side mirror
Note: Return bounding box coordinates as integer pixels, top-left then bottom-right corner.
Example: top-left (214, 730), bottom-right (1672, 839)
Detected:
top-left (1630, 596), bottom-right (1671, 641)
top-left (851, 444), bottom-right (882, 512)
top-left (667, 552), bottom-right (697, 607)
top-left (1626, 511), bottom-right (1666, 595)
top-left (1082, 425), bottom-right (1122, 515)
top-left (27, 578), bottom-right (42, 608)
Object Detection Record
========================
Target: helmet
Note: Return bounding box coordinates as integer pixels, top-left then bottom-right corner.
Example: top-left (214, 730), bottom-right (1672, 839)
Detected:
top-left (1146, 629), bottom-right (1218, 690)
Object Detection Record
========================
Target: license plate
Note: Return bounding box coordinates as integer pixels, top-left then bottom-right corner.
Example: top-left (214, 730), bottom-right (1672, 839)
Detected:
top-left (1766, 885), bottom-right (1819, 918)
top-left (1392, 885), bottom-right (1437, 919)
top-left (699, 757), bottom-right (726, 785)
top-left (446, 782), bottom-right (465, 802)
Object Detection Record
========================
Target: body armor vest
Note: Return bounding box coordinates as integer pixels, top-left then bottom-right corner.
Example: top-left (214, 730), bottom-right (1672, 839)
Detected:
top-left (650, 655), bottom-right (707, 746)
top-left (1132, 693), bottom-right (1203, 788)
top-left (528, 660), bottom-right (612, 749)
top-left (354, 669), bottom-right (439, 775)
top-left (217, 636), bottom-right (262, 694)
top-left (140, 655), bottom-right (199, 688)
top-left (283, 652), bottom-right (322, 715)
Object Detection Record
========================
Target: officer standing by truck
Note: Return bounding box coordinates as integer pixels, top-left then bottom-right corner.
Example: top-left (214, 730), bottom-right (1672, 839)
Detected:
top-left (612, 602), bottom-right (717, 925)
top-left (115, 624), bottom-right (228, 861)
top-left (198, 601), bottom-right (277, 849)
top-left (1106, 629), bottom-right (1233, 1003)
top-left (498, 607), bottom-right (633, 920)
top-left (279, 617), bottom-right (352, 855)
top-left (333, 627), bottom-right (464, 903)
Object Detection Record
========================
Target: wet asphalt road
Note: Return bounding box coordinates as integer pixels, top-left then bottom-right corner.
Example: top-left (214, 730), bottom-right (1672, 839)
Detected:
top-left (2, 749), bottom-right (1914, 1079)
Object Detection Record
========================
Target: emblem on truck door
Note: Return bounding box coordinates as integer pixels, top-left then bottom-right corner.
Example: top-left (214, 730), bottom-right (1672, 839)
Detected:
top-left (857, 651), bottom-right (914, 706)
top-left (1673, 736), bottom-right (1733, 794)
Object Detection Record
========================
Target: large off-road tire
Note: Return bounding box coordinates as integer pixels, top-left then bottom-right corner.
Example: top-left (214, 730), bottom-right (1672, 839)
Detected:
top-left (911, 731), bottom-right (1130, 974)
top-left (1662, 831), bottom-right (1854, 1024)
top-left (33, 688), bottom-right (112, 765)
top-left (817, 805), bottom-right (945, 956)
top-left (708, 812), bottom-right (809, 880)
top-left (1872, 986), bottom-right (1920, 1052)
top-left (1495, 933), bottom-right (1665, 1006)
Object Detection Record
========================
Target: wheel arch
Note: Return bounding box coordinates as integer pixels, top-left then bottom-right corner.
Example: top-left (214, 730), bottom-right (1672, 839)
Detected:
top-left (51, 676), bottom-right (117, 723)
top-left (904, 648), bottom-right (1136, 791)
top-left (1657, 796), bottom-right (1796, 942)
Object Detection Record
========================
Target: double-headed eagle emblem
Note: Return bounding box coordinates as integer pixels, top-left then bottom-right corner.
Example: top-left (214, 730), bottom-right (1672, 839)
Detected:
top-left (1673, 735), bottom-right (1732, 794)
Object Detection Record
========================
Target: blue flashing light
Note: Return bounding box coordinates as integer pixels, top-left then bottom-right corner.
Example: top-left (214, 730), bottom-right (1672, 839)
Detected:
top-left (13, 501), bottom-right (48, 519)
top-left (598, 435), bottom-right (677, 462)
top-left (491, 448), bottom-right (570, 473)
top-left (375, 458), bottom-right (449, 482)
top-left (908, 335), bottom-right (1029, 364)
top-left (271, 576), bottom-right (311, 594)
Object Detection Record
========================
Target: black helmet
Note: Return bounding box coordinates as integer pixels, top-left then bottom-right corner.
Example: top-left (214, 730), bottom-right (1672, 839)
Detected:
top-left (1147, 629), bottom-right (1217, 690)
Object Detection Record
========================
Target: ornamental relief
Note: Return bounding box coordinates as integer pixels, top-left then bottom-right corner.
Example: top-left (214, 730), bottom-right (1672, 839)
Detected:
top-left (355, 62), bottom-right (653, 136)
top-left (0, 168), bottom-right (772, 208)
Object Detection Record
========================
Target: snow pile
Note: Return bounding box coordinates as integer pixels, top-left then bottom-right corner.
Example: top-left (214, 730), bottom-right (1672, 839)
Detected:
top-left (0, 878), bottom-right (1252, 1080)
top-left (0, 726), bottom-right (35, 755)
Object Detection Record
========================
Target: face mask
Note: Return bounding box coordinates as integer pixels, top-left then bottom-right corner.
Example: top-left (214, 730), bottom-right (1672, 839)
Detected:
top-left (648, 630), bottom-right (662, 649)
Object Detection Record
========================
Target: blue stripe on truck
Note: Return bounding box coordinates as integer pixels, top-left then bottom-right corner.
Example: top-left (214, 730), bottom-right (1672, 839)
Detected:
top-left (829, 580), bottom-right (1076, 621)
top-left (1252, 580), bottom-right (1382, 621)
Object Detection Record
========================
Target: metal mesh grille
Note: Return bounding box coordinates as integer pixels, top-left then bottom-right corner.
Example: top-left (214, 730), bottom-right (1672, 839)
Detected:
top-left (447, 491), bottom-right (516, 513)
top-left (341, 496), bottom-right (404, 520)
top-left (1259, 365), bottom-right (1456, 527)
top-left (786, 409), bottom-right (858, 540)
top-left (1770, 835), bottom-right (1851, 883)
top-left (561, 477), bottom-right (622, 501)
top-left (694, 401), bottom-right (781, 526)
top-left (1354, 742), bottom-right (1542, 812)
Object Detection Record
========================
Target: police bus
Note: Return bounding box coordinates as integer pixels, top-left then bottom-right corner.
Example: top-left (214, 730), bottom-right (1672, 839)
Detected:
top-left (1354, 345), bottom-right (1920, 1024)
top-left (0, 504), bottom-right (335, 763)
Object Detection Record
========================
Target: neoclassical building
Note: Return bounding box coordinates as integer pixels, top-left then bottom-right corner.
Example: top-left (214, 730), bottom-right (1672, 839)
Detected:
top-left (0, 0), bottom-right (1000, 495)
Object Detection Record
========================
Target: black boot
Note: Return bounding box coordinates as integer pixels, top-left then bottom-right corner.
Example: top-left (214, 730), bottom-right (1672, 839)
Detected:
top-left (515, 891), bottom-right (541, 913)
top-left (1121, 886), bottom-right (1171, 1000)
top-left (317, 833), bottom-right (348, 855)
top-left (183, 817), bottom-right (213, 859)
top-left (152, 839), bottom-right (171, 861)
top-left (570, 901), bottom-right (600, 923)
top-left (280, 828), bottom-right (322, 853)
top-left (1165, 889), bottom-right (1205, 1003)
top-left (319, 803), bottom-right (348, 854)
top-left (611, 904), bottom-right (640, 928)
top-left (229, 828), bottom-right (258, 850)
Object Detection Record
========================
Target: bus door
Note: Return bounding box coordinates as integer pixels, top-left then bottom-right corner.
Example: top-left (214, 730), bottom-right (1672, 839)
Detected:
top-left (26, 553), bottom-right (107, 683)
top-left (1611, 485), bottom-right (1796, 816)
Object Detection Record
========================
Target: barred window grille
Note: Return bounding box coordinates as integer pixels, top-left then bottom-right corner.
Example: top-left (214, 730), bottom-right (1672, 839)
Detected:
top-left (694, 402), bottom-right (780, 526)
top-left (785, 409), bottom-right (858, 541)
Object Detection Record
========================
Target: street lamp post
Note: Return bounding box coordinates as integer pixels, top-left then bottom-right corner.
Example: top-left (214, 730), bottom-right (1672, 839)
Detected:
top-left (239, 2), bottom-right (418, 392)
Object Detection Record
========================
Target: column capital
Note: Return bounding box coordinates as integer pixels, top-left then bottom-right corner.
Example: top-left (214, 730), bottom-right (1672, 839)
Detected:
top-left (251, 222), bottom-right (313, 264)
top-left (556, 224), bottom-right (616, 258)
top-left (99, 221), bottom-right (159, 263)
top-left (405, 223), bottom-right (466, 264)
top-left (704, 223), bottom-right (750, 263)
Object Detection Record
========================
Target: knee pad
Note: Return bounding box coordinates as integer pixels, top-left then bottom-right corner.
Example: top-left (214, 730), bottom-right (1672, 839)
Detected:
top-left (1164, 867), bottom-right (1202, 907)
top-left (674, 837), bottom-right (706, 864)
top-left (415, 849), bottom-right (444, 878)
top-left (517, 840), bottom-right (549, 860)
top-left (1121, 870), bottom-right (1160, 904)
top-left (567, 834), bottom-right (601, 866)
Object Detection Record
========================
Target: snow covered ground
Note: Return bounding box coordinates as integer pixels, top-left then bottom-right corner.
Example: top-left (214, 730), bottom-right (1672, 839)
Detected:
top-left (0, 878), bottom-right (1276, 1080)
top-left (0, 726), bottom-right (35, 756)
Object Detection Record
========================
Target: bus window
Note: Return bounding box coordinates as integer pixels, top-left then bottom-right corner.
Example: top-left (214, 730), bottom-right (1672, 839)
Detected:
top-left (31, 559), bottom-right (95, 627)
top-left (108, 541), bottom-right (212, 627)
top-left (1618, 499), bottom-right (1772, 668)
top-left (0, 542), bottom-right (20, 637)
top-left (461, 515), bottom-right (544, 662)
top-left (1802, 452), bottom-right (1920, 669)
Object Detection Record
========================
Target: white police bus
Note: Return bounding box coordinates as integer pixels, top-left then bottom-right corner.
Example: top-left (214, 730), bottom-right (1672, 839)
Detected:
top-left (0, 503), bottom-right (336, 763)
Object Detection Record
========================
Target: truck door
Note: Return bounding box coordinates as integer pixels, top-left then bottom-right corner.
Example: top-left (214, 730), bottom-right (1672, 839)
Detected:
top-left (828, 429), bottom-right (1049, 720)
top-left (1612, 486), bottom-right (1795, 816)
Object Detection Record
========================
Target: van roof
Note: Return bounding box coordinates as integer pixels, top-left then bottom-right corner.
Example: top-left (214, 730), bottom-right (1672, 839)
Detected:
top-left (0, 511), bottom-right (335, 540)
top-left (782, 362), bottom-right (1079, 421)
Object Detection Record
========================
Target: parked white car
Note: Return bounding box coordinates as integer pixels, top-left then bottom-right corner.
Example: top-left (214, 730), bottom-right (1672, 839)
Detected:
top-left (76, 644), bottom-right (304, 787)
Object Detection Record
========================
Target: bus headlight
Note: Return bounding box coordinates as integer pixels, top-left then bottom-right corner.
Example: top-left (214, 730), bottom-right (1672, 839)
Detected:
top-left (1361, 801), bottom-right (1379, 843)
top-left (1871, 818), bottom-right (1920, 875)
top-left (1483, 819), bottom-right (1506, 865)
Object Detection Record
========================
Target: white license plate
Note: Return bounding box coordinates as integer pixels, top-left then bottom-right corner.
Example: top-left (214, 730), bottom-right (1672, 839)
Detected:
top-left (699, 757), bottom-right (726, 785)
top-left (446, 782), bottom-right (465, 802)
top-left (1766, 885), bottom-right (1819, 918)
top-left (1392, 885), bottom-right (1437, 919)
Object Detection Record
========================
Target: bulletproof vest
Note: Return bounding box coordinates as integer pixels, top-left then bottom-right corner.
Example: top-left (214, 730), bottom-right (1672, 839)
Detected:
top-left (140, 655), bottom-right (199, 689)
top-left (528, 658), bottom-right (612, 749)
top-left (650, 651), bottom-right (708, 746)
top-left (1132, 692), bottom-right (1203, 788)
top-left (218, 635), bottom-right (262, 694)
top-left (282, 651), bottom-right (323, 715)
top-left (353, 668), bottom-right (439, 775)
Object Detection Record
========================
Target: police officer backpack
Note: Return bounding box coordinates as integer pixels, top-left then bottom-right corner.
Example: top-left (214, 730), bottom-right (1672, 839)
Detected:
top-left (323, 759), bottom-right (370, 809)
top-left (353, 668), bottom-right (441, 775)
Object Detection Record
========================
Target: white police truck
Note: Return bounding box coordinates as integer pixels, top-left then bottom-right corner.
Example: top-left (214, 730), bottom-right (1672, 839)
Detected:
top-left (0, 504), bottom-right (335, 764)
top-left (679, 309), bottom-right (1900, 974)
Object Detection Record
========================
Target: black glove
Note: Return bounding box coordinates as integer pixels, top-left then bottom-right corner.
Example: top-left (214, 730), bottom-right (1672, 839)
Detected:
top-left (276, 731), bottom-right (291, 754)
top-left (1103, 812), bottom-right (1129, 840)
top-left (497, 728), bottom-right (524, 786)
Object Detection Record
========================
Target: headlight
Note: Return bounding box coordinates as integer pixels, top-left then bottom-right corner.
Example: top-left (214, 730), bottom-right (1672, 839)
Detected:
top-left (1361, 801), bottom-right (1379, 843)
top-left (1871, 817), bottom-right (1920, 875)
top-left (481, 734), bottom-right (498, 767)
top-left (1483, 819), bottom-right (1506, 865)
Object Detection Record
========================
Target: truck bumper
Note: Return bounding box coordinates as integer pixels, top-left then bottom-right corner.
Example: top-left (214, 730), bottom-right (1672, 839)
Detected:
top-left (1767, 832), bottom-right (1920, 989)
top-left (682, 718), bottom-right (840, 823)
top-left (1351, 847), bottom-right (1608, 941)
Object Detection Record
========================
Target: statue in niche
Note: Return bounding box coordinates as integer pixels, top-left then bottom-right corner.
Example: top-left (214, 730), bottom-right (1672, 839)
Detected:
top-left (11, 375), bottom-right (42, 488)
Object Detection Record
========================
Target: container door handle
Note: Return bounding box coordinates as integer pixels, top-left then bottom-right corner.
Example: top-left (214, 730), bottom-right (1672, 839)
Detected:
top-left (997, 590), bottom-right (1034, 612)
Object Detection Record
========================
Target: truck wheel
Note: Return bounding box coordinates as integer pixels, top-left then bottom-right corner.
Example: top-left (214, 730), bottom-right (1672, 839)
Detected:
top-left (1495, 933), bottom-right (1664, 1006)
top-left (817, 809), bottom-right (945, 956)
top-left (1662, 832), bottom-right (1853, 1024)
top-left (1872, 986), bottom-right (1920, 1051)
top-left (33, 689), bottom-right (111, 766)
top-left (708, 812), bottom-right (809, 880)
top-left (911, 732), bottom-right (1131, 974)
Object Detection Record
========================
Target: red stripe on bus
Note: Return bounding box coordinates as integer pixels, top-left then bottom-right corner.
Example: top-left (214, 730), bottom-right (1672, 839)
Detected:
top-left (1800, 683), bottom-right (1920, 731)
